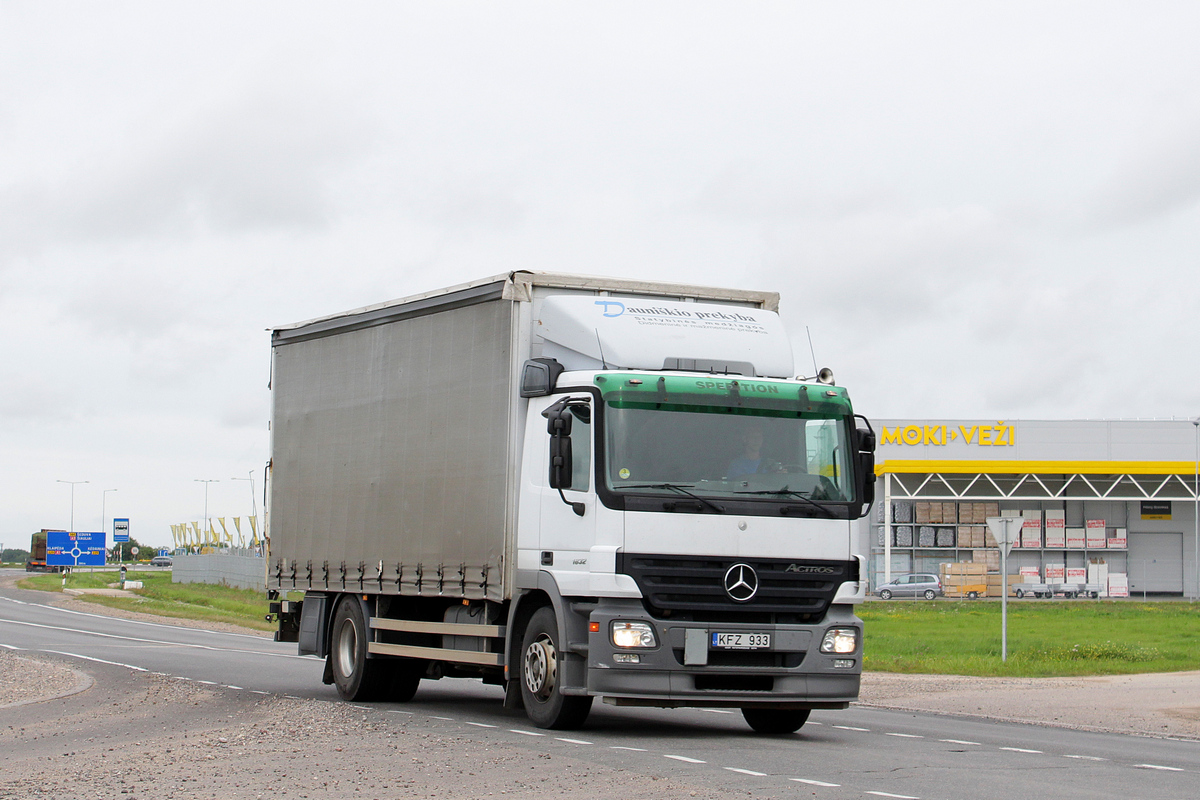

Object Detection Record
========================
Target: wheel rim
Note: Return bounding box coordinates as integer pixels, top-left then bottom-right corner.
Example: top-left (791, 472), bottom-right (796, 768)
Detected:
top-left (336, 619), bottom-right (357, 678)
top-left (523, 633), bottom-right (557, 701)
top-left (880, 590), bottom-right (890, 600)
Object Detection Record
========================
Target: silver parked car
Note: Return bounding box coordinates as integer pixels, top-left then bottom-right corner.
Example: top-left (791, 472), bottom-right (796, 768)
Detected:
top-left (875, 573), bottom-right (943, 600)
top-left (149, 555), bottom-right (173, 567)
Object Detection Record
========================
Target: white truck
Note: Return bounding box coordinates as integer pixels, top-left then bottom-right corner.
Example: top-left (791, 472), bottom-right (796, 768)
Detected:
top-left (267, 271), bottom-right (876, 733)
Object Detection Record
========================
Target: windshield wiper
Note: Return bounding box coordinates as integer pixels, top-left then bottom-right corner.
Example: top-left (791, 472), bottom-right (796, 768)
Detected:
top-left (622, 483), bottom-right (725, 514)
top-left (732, 486), bottom-right (838, 517)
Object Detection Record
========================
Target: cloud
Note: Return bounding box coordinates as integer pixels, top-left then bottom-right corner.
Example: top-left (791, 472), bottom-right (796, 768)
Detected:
top-left (1088, 120), bottom-right (1200, 227)
top-left (0, 89), bottom-right (373, 264)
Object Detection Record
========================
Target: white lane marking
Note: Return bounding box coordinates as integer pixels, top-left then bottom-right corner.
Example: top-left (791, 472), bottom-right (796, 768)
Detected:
top-left (940, 739), bottom-right (980, 746)
top-left (885, 733), bottom-right (923, 738)
top-left (44, 650), bottom-right (148, 672)
top-left (866, 792), bottom-right (919, 799)
top-left (431, 716), bottom-right (455, 721)
top-left (834, 725), bottom-right (869, 731)
top-left (509, 729), bottom-right (545, 736)
top-left (226, 685), bottom-right (243, 690)
top-left (697, 708), bottom-right (735, 714)
top-left (0, 597), bottom-right (28, 605)
top-left (349, 705), bottom-right (371, 710)
top-left (386, 709), bottom-right (413, 714)
top-left (251, 690), bottom-right (270, 695)
top-left (0, 618), bottom-right (311, 660)
top-left (611, 746), bottom-right (647, 751)
top-left (197, 680), bottom-right (218, 685)
top-left (1000, 747), bottom-right (1042, 754)
top-left (790, 778), bottom-right (840, 787)
top-left (1136, 764), bottom-right (1184, 771)
top-left (466, 722), bottom-right (497, 728)
top-left (724, 767), bottom-right (767, 776)
top-left (807, 721), bottom-right (823, 725)
top-left (3, 599), bottom-right (267, 640)
top-left (555, 738), bottom-right (592, 745)
top-left (1, 643), bottom-right (22, 650)
top-left (664, 755), bottom-right (705, 764)
top-left (1064, 755), bottom-right (1106, 761)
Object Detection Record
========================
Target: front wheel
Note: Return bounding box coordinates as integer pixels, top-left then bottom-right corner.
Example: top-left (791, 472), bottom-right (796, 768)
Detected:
top-left (879, 589), bottom-right (892, 600)
top-left (923, 589), bottom-right (937, 600)
top-left (1014, 588), bottom-right (1025, 598)
top-left (520, 607), bottom-right (592, 729)
top-left (742, 708), bottom-right (810, 734)
top-left (967, 591), bottom-right (979, 599)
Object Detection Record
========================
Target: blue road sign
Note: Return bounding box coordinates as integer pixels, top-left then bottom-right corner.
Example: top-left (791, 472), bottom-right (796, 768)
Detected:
top-left (47, 531), bottom-right (107, 567)
top-left (113, 518), bottom-right (130, 543)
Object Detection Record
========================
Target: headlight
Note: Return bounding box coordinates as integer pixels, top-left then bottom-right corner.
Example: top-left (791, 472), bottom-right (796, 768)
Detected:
top-left (611, 621), bottom-right (657, 648)
top-left (820, 627), bottom-right (858, 654)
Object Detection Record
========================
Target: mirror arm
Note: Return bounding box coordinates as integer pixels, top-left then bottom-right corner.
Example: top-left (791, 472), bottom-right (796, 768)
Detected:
top-left (558, 487), bottom-right (586, 517)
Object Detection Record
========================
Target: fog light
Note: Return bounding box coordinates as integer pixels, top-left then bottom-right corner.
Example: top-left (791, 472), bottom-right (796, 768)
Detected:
top-left (613, 653), bottom-right (641, 664)
top-left (611, 621), bottom-right (657, 648)
top-left (820, 627), bottom-right (858, 654)
top-left (833, 659), bottom-right (855, 669)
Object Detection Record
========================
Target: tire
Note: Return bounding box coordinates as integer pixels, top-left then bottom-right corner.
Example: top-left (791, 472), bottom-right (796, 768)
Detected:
top-left (330, 596), bottom-right (387, 701)
top-left (879, 589), bottom-right (892, 600)
top-left (742, 708), bottom-right (810, 734)
top-left (923, 589), bottom-right (936, 600)
top-left (1014, 589), bottom-right (1025, 598)
top-left (967, 591), bottom-right (979, 599)
top-left (384, 658), bottom-right (425, 703)
top-left (520, 606), bottom-right (592, 729)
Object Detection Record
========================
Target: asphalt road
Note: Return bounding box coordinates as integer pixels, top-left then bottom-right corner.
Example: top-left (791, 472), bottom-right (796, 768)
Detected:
top-left (2, 571), bottom-right (1198, 800)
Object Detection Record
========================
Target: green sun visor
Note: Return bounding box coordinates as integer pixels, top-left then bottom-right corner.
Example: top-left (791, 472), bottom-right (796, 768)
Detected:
top-left (594, 373), bottom-right (852, 417)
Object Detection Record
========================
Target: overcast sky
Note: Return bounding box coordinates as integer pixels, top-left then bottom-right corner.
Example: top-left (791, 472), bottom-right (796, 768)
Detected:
top-left (3, 2), bottom-right (1199, 549)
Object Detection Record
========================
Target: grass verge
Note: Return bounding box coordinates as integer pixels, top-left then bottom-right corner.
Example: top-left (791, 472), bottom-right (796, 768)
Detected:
top-left (860, 600), bottom-right (1200, 677)
top-left (19, 570), bottom-right (277, 632)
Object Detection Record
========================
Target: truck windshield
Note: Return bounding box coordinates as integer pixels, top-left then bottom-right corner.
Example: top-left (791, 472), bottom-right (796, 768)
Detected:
top-left (595, 374), bottom-right (856, 504)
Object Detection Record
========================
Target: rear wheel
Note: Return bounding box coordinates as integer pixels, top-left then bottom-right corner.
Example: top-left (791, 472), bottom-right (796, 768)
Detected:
top-left (879, 589), bottom-right (892, 600)
top-left (1014, 588), bottom-right (1025, 598)
top-left (742, 708), bottom-right (810, 734)
top-left (330, 597), bottom-right (387, 701)
top-left (520, 607), bottom-right (592, 729)
top-left (967, 591), bottom-right (979, 599)
top-left (923, 589), bottom-right (937, 600)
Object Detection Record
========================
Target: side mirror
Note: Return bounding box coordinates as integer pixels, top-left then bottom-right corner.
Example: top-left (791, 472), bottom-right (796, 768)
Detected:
top-left (542, 399), bottom-right (586, 516)
top-left (854, 416), bottom-right (877, 518)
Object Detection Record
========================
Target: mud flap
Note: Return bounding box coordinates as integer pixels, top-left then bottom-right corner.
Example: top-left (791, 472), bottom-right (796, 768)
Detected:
top-left (503, 678), bottom-right (525, 710)
top-left (322, 654), bottom-right (334, 685)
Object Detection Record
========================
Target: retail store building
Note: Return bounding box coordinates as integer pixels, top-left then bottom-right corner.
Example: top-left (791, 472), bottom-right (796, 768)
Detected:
top-left (859, 419), bottom-right (1200, 597)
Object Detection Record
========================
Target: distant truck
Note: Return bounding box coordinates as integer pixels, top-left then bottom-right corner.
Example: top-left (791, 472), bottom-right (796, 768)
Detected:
top-left (268, 271), bottom-right (876, 733)
top-left (26, 530), bottom-right (66, 572)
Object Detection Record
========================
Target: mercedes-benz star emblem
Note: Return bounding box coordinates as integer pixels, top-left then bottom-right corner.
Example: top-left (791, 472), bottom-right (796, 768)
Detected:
top-left (723, 563), bottom-right (758, 602)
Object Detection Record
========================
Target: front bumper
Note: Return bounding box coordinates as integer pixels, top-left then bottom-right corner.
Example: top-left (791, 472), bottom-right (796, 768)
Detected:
top-left (584, 599), bottom-right (861, 709)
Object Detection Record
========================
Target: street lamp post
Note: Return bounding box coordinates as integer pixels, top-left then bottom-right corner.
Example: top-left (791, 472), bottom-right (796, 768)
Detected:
top-left (56, 479), bottom-right (89, 532)
top-left (195, 480), bottom-right (218, 549)
top-left (102, 488), bottom-right (117, 563)
top-left (231, 472), bottom-right (257, 550)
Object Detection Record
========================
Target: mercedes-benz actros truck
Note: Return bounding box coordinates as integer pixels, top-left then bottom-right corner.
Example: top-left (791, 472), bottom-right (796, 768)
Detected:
top-left (268, 271), bottom-right (875, 732)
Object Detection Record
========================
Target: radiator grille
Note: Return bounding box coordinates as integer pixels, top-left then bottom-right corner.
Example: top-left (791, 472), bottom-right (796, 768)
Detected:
top-left (617, 554), bottom-right (856, 623)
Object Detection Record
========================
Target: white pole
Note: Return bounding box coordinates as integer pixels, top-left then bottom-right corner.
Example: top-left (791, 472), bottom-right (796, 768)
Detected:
top-left (1192, 419), bottom-right (1198, 601)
